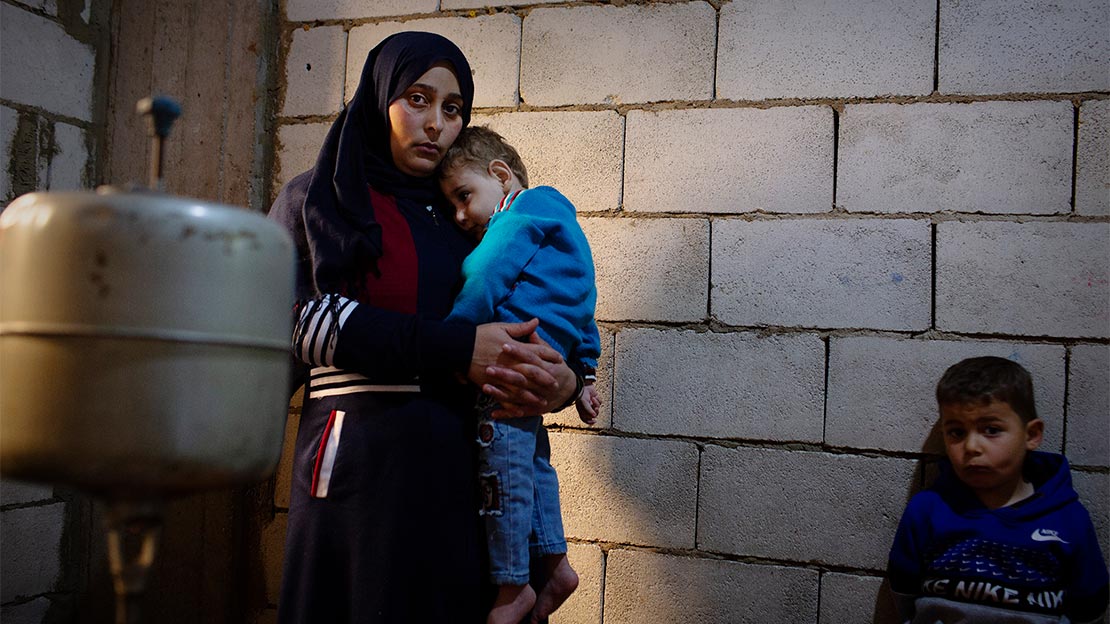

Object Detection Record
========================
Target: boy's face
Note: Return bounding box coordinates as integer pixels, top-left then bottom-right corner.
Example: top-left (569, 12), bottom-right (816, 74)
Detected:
top-left (439, 163), bottom-right (505, 241)
top-left (940, 399), bottom-right (1043, 505)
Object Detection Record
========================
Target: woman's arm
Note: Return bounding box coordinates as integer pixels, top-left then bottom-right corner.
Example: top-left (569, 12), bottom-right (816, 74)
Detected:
top-left (272, 174), bottom-right (477, 387)
top-left (294, 296), bottom-right (576, 414)
top-left (469, 319), bottom-right (580, 417)
top-left (293, 294), bottom-right (475, 384)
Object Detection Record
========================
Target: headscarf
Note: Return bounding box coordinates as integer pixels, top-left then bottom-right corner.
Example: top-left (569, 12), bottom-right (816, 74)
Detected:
top-left (299, 31), bottom-right (474, 294)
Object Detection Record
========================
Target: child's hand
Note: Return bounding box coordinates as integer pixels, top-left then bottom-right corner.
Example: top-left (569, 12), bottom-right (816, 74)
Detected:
top-left (575, 384), bottom-right (601, 425)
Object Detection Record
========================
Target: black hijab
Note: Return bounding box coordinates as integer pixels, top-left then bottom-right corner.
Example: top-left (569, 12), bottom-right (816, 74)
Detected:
top-left (299, 32), bottom-right (474, 294)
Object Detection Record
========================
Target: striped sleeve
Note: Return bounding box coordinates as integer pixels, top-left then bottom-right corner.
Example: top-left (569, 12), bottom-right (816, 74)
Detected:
top-left (291, 294), bottom-right (360, 367)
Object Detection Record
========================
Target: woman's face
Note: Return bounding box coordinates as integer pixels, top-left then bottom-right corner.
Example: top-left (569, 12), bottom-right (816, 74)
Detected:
top-left (388, 63), bottom-right (465, 177)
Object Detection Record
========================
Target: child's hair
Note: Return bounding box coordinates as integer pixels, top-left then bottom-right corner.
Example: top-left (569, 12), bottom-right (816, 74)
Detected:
top-left (440, 125), bottom-right (529, 188)
top-left (935, 356), bottom-right (1038, 423)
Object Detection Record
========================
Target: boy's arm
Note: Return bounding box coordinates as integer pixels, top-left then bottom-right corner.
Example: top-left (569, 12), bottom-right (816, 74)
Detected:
top-left (447, 209), bottom-right (549, 324)
top-left (575, 316), bottom-right (601, 377)
top-left (568, 319), bottom-right (600, 420)
top-left (886, 496), bottom-right (931, 623)
top-left (1065, 510), bottom-right (1110, 624)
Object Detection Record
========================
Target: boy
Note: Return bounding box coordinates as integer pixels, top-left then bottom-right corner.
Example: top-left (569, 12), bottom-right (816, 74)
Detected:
top-left (440, 126), bottom-right (601, 624)
top-left (887, 356), bottom-right (1109, 624)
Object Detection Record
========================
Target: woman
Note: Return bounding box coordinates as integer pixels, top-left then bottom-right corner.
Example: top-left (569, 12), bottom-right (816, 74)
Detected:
top-left (268, 32), bottom-right (580, 622)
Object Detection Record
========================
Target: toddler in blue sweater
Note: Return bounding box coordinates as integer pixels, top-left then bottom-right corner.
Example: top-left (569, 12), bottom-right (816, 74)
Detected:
top-left (440, 126), bottom-right (601, 624)
top-left (887, 356), bottom-right (1108, 624)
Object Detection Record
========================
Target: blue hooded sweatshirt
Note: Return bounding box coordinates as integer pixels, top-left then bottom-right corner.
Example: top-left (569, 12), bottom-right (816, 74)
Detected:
top-left (887, 451), bottom-right (1109, 623)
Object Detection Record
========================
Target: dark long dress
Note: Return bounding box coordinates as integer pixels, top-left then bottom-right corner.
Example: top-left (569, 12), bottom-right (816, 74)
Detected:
top-left (271, 172), bottom-right (488, 622)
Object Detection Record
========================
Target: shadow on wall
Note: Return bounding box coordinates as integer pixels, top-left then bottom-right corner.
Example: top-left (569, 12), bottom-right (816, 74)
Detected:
top-left (869, 422), bottom-right (945, 623)
top-left (549, 391), bottom-right (938, 623)
top-left (871, 578), bottom-right (904, 624)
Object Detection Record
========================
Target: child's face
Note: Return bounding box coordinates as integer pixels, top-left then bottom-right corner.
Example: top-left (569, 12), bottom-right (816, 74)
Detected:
top-left (439, 163), bottom-right (506, 241)
top-left (940, 399), bottom-right (1043, 505)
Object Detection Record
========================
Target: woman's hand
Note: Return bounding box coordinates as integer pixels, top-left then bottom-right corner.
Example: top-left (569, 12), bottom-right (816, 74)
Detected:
top-left (468, 319), bottom-right (578, 417)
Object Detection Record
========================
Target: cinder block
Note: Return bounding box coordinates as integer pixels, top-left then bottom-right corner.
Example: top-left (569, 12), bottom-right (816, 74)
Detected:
top-left (613, 328), bottom-right (825, 442)
top-left (698, 446), bottom-right (917, 569)
top-left (936, 221), bottom-right (1110, 338)
top-left (475, 111), bottom-right (623, 213)
top-left (274, 122), bottom-right (329, 191)
top-left (550, 432), bottom-right (698, 549)
top-left (624, 107), bottom-right (833, 214)
top-left (261, 512), bottom-right (287, 606)
top-left (548, 328), bottom-right (613, 430)
top-left (0, 597), bottom-right (52, 624)
top-left (602, 549), bottom-right (819, 624)
top-left (582, 217), bottom-right (708, 323)
top-left (712, 218), bottom-right (931, 330)
top-left (274, 407), bottom-right (301, 509)
top-left (0, 478), bottom-right (53, 507)
top-left (939, 0), bottom-right (1109, 94)
top-left (285, 0), bottom-right (436, 21)
top-left (819, 573), bottom-right (901, 624)
top-left (719, 0), bottom-right (934, 100)
top-left (1067, 344), bottom-right (1110, 467)
top-left (1077, 99), bottom-right (1109, 216)
top-left (0, 503), bottom-right (64, 602)
top-left (549, 542), bottom-right (603, 624)
top-left (282, 25), bottom-right (346, 117)
top-left (838, 101), bottom-right (1073, 214)
top-left (49, 121), bottom-right (87, 191)
top-left (0, 4), bottom-right (94, 121)
top-left (520, 3), bottom-right (715, 106)
top-left (347, 14), bottom-right (520, 109)
top-left (1073, 471), bottom-right (1109, 566)
top-left (826, 337), bottom-right (1066, 453)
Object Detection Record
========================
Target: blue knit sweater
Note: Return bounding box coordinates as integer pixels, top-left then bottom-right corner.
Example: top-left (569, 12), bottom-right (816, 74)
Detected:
top-left (446, 186), bottom-right (599, 373)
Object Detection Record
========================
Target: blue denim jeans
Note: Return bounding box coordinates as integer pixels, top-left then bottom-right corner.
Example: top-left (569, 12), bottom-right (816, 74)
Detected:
top-left (476, 397), bottom-right (566, 585)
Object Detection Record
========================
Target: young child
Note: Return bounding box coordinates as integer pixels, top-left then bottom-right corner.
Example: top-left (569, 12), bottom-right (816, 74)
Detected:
top-left (887, 356), bottom-right (1109, 624)
top-left (440, 126), bottom-right (601, 624)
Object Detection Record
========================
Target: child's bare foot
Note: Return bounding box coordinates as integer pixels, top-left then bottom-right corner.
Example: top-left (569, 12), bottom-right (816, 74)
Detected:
top-left (488, 583), bottom-right (536, 624)
top-left (531, 554), bottom-right (579, 622)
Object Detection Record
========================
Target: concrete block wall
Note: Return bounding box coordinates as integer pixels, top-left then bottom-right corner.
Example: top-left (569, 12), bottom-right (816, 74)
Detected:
top-left (269, 1), bottom-right (1109, 622)
top-left (0, 2), bottom-right (102, 621)
top-left (0, 2), bottom-right (97, 204)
